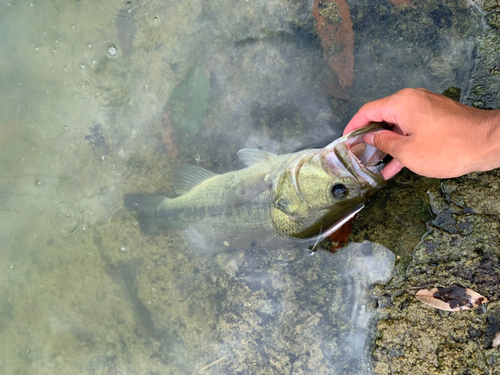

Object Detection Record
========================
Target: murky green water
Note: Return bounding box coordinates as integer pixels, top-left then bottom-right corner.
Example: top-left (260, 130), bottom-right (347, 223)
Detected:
top-left (0, 0), bottom-right (484, 374)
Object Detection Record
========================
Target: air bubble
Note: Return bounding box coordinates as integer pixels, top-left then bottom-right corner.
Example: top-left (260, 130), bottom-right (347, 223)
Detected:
top-left (120, 246), bottom-right (126, 252)
top-left (107, 44), bottom-right (118, 57)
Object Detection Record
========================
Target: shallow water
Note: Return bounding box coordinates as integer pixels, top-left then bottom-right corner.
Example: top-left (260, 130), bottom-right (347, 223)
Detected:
top-left (0, 0), bottom-right (483, 373)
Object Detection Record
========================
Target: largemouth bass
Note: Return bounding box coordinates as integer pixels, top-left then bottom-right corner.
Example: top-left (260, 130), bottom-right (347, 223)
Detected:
top-left (124, 123), bottom-right (387, 251)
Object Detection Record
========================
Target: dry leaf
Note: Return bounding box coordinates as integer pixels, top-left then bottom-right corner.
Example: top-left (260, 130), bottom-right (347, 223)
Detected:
top-left (493, 332), bottom-right (500, 348)
top-left (415, 285), bottom-right (488, 312)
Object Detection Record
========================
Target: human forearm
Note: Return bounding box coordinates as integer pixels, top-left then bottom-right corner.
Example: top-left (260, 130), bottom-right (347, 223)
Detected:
top-left (477, 109), bottom-right (500, 173)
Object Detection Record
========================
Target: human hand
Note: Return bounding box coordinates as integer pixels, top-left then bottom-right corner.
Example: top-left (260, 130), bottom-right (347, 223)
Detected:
top-left (344, 88), bottom-right (500, 179)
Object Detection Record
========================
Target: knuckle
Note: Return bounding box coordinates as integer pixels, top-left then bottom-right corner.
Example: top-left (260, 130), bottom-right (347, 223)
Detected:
top-left (398, 88), bottom-right (423, 100)
top-left (393, 88), bottom-right (432, 109)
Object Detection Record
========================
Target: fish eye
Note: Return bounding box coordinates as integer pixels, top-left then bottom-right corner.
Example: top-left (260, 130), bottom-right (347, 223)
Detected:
top-left (331, 184), bottom-right (348, 200)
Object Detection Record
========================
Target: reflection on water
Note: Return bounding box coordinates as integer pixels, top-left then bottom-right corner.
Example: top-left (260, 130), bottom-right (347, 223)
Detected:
top-left (0, 0), bottom-right (482, 373)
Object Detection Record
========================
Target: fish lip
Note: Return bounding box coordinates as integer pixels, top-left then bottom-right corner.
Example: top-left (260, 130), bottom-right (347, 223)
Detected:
top-left (327, 125), bottom-right (388, 186)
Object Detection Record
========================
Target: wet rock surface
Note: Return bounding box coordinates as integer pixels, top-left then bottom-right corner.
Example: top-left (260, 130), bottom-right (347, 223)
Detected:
top-left (371, 177), bottom-right (500, 374)
top-left (366, 3), bottom-right (500, 371)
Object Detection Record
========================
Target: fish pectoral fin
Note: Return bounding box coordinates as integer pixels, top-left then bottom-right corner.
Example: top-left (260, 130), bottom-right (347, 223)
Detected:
top-left (171, 164), bottom-right (217, 195)
top-left (226, 173), bottom-right (272, 206)
top-left (237, 148), bottom-right (277, 167)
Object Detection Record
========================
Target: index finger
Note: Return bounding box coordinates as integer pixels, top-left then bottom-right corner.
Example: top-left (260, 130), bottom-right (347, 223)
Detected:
top-left (343, 95), bottom-right (399, 135)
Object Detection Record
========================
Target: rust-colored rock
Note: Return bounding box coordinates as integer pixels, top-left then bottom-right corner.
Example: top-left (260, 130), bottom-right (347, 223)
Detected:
top-left (313, 0), bottom-right (354, 98)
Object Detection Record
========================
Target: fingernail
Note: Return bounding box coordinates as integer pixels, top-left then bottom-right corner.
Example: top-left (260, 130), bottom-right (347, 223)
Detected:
top-left (363, 133), bottom-right (374, 145)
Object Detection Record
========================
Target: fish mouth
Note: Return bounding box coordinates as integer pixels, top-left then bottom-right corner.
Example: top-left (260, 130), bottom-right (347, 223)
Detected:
top-left (327, 124), bottom-right (388, 186)
top-left (347, 137), bottom-right (386, 173)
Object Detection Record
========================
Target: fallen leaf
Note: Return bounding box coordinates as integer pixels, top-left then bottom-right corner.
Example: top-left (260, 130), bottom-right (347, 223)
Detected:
top-left (493, 331), bottom-right (500, 348)
top-left (415, 285), bottom-right (488, 312)
top-left (327, 213), bottom-right (358, 252)
top-left (161, 113), bottom-right (179, 159)
top-left (313, 0), bottom-right (354, 98)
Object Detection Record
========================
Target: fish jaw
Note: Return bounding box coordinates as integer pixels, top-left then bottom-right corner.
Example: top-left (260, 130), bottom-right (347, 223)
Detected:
top-left (324, 124), bottom-right (387, 189)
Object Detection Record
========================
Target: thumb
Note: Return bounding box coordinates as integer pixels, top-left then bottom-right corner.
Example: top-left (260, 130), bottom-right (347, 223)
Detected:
top-left (362, 129), bottom-right (406, 157)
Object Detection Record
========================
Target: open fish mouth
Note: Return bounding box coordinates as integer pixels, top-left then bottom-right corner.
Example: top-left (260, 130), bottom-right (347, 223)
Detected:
top-left (343, 133), bottom-right (387, 186)
top-left (325, 123), bottom-right (388, 186)
top-left (346, 135), bottom-right (386, 174)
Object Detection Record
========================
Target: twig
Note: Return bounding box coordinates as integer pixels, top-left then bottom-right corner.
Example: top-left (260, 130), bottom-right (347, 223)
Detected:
top-left (199, 357), bottom-right (225, 372)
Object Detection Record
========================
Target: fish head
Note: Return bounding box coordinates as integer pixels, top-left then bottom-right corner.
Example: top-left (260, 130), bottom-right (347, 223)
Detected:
top-left (272, 123), bottom-right (388, 240)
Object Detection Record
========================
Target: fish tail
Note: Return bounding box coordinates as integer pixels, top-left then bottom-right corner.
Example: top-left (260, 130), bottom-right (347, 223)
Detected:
top-left (124, 194), bottom-right (174, 234)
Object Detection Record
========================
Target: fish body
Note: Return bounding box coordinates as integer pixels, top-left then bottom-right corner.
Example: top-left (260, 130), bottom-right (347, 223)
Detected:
top-left (124, 123), bottom-right (387, 251)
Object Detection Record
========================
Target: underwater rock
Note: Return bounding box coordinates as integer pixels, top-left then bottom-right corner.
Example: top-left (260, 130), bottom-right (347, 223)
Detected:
top-left (85, 123), bottom-right (109, 153)
top-left (463, 14), bottom-right (500, 109)
top-left (213, 241), bottom-right (395, 374)
top-left (387, 0), bottom-right (414, 5)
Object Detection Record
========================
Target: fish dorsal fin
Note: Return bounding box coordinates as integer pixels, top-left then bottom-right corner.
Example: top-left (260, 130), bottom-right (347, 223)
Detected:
top-left (171, 164), bottom-right (217, 195)
top-left (237, 149), bottom-right (277, 167)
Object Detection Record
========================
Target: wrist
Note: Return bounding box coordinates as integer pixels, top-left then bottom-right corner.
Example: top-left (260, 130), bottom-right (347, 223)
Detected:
top-left (475, 109), bottom-right (500, 173)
